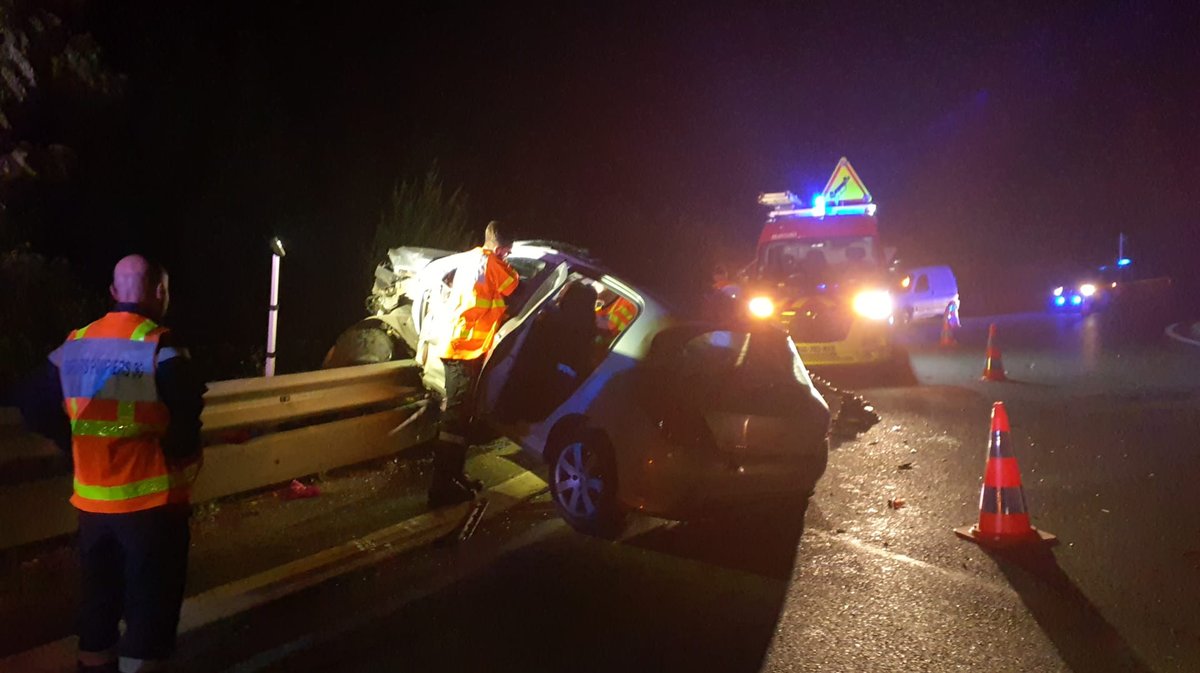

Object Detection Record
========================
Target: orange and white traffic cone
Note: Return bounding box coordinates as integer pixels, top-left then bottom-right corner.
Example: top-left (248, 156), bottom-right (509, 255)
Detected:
top-left (955, 402), bottom-right (1056, 547)
top-left (980, 323), bottom-right (1007, 381)
top-left (939, 305), bottom-right (958, 348)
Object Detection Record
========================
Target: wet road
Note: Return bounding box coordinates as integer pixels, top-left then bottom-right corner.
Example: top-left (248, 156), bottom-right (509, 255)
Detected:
top-left (155, 301), bottom-right (1200, 673)
top-left (7, 303), bottom-right (1199, 672)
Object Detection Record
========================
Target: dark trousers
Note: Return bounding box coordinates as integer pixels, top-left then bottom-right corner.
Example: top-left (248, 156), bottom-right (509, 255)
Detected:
top-left (76, 505), bottom-right (191, 660)
top-left (433, 357), bottom-right (482, 481)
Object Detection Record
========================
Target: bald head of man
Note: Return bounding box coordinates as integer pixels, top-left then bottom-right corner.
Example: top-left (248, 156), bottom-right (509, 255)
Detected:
top-left (110, 254), bottom-right (170, 320)
top-left (484, 220), bottom-right (512, 256)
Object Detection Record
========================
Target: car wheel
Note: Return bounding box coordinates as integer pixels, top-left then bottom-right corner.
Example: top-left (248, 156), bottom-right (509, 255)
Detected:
top-left (548, 430), bottom-right (626, 538)
top-left (322, 319), bottom-right (413, 369)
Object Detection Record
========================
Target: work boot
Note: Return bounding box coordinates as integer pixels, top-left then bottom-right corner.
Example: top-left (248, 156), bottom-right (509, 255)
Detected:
top-left (428, 475), bottom-right (478, 508)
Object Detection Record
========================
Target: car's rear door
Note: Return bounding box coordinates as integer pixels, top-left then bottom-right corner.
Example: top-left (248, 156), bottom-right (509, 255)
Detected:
top-left (644, 326), bottom-right (829, 458)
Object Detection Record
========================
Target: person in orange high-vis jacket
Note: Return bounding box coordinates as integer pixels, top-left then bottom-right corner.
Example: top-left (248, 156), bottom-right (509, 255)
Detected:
top-left (16, 255), bottom-right (205, 673)
top-left (600, 295), bottom-right (637, 335)
top-left (429, 221), bottom-right (519, 507)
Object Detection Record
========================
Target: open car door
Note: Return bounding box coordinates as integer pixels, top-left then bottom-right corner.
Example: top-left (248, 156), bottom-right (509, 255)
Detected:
top-left (475, 261), bottom-right (570, 419)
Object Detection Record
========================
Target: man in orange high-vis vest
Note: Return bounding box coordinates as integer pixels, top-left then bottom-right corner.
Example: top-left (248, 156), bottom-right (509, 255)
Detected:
top-left (16, 255), bottom-right (205, 673)
top-left (429, 221), bottom-right (519, 507)
top-left (600, 295), bottom-right (637, 335)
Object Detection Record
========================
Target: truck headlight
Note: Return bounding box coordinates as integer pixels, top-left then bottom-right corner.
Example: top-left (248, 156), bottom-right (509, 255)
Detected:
top-left (748, 296), bottom-right (775, 319)
top-left (852, 289), bottom-right (893, 321)
top-left (1079, 283), bottom-right (1097, 297)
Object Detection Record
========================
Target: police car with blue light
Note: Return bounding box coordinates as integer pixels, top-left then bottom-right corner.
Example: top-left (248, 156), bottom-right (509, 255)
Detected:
top-left (1048, 234), bottom-right (1144, 314)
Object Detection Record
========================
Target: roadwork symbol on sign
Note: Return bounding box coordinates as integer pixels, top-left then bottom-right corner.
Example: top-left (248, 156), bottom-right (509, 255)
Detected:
top-left (822, 157), bottom-right (872, 204)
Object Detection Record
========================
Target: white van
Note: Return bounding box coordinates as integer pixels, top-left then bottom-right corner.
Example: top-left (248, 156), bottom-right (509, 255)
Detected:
top-left (895, 265), bottom-right (960, 323)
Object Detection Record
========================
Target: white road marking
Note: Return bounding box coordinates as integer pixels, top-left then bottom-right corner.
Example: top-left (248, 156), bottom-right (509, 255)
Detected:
top-left (806, 528), bottom-right (1021, 599)
top-left (1165, 323), bottom-right (1200, 348)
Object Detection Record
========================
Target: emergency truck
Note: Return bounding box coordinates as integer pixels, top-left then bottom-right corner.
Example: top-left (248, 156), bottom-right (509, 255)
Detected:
top-left (744, 158), bottom-right (899, 366)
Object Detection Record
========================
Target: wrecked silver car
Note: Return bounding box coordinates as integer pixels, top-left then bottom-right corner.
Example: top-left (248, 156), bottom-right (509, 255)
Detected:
top-left (328, 242), bottom-right (831, 536)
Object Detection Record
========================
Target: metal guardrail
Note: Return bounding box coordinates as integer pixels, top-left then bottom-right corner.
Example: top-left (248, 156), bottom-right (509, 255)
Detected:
top-left (0, 361), bottom-right (435, 551)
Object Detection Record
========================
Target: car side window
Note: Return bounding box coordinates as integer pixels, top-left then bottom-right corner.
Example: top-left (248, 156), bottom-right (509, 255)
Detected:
top-left (595, 290), bottom-right (640, 350)
top-left (503, 258), bottom-right (548, 313)
top-left (914, 274), bottom-right (930, 293)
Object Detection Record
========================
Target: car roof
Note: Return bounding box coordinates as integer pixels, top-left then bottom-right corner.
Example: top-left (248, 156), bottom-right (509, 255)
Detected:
top-left (510, 240), bottom-right (672, 313)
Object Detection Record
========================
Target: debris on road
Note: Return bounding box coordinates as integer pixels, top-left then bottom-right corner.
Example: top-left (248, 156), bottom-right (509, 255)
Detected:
top-left (898, 462), bottom-right (914, 470)
top-left (887, 497), bottom-right (906, 509)
top-left (434, 498), bottom-right (490, 547)
top-left (282, 479), bottom-right (321, 500)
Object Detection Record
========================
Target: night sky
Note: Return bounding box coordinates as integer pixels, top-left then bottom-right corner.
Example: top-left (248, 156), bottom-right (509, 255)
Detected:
top-left (23, 1), bottom-right (1200, 374)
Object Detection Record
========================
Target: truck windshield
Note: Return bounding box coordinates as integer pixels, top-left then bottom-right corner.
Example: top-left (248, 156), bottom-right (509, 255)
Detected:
top-left (761, 236), bottom-right (878, 283)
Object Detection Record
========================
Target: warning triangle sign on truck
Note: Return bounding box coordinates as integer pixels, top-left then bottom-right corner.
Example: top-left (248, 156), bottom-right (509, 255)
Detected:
top-left (822, 157), bottom-right (872, 204)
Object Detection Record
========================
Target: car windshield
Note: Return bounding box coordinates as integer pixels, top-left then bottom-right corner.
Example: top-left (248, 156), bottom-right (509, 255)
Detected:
top-left (761, 236), bottom-right (879, 285)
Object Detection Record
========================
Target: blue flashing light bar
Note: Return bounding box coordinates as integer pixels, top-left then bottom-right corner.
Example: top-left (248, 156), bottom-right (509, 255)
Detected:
top-left (1070, 295), bottom-right (1083, 306)
top-left (769, 202), bottom-right (878, 219)
top-left (1116, 257), bottom-right (1132, 267)
top-left (1054, 296), bottom-right (1066, 307)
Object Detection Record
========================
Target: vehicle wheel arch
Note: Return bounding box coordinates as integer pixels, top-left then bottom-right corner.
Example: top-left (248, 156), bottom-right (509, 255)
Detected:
top-left (544, 413), bottom-right (591, 459)
top-left (322, 315), bottom-right (414, 369)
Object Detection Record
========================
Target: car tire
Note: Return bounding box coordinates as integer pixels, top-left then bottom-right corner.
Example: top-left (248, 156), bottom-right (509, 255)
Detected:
top-left (322, 319), bottom-right (413, 369)
top-left (547, 429), bottom-right (626, 539)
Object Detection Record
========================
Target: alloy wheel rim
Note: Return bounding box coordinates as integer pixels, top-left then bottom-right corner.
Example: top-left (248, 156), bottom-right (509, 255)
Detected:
top-left (554, 441), bottom-right (604, 518)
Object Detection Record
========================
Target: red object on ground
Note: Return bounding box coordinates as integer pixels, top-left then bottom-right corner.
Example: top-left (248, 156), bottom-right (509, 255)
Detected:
top-left (955, 402), bottom-right (1055, 547)
top-left (282, 479), bottom-right (320, 499)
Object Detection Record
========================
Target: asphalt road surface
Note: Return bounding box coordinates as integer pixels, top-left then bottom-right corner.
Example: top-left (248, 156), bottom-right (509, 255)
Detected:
top-left (7, 301), bottom-right (1200, 672)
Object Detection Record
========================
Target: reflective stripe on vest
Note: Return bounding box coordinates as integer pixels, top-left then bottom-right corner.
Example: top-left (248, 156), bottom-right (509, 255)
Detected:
top-left (74, 461), bottom-right (198, 502)
top-left (472, 296), bottom-right (508, 310)
top-left (607, 298), bottom-right (637, 332)
top-left (67, 399), bottom-right (168, 438)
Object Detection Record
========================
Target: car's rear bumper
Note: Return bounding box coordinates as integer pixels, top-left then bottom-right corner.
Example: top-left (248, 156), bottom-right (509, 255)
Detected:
top-left (692, 449), bottom-right (829, 511)
top-left (622, 440), bottom-right (829, 519)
